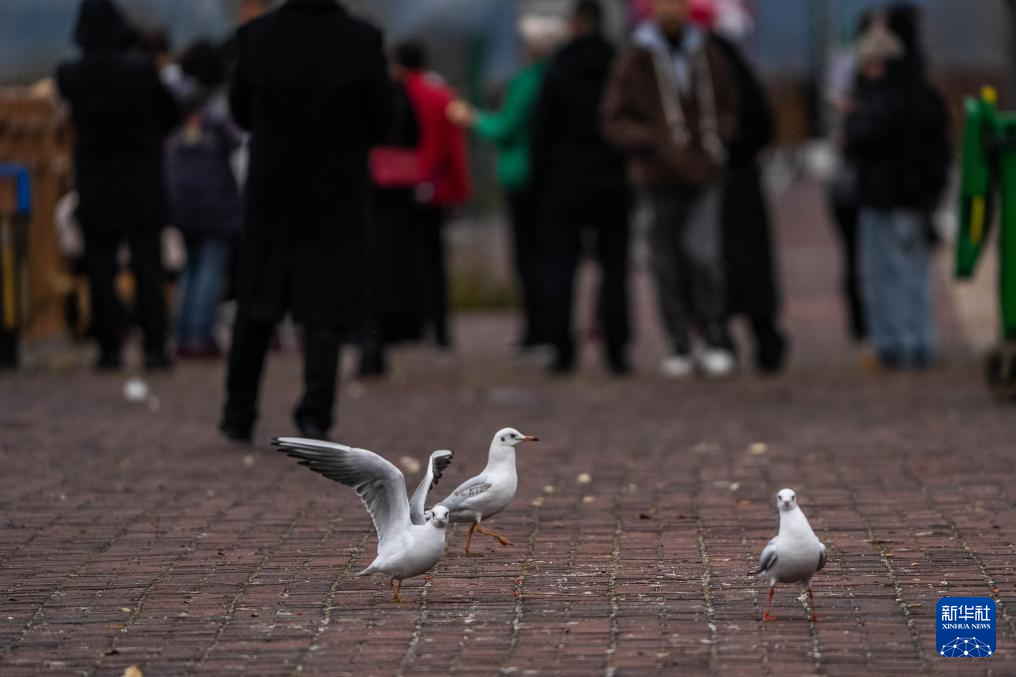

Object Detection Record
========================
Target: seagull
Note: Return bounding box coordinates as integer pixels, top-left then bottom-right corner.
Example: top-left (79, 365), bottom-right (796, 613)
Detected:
top-left (434, 427), bottom-right (538, 554)
top-left (755, 488), bottom-right (826, 621)
top-left (274, 438), bottom-right (454, 602)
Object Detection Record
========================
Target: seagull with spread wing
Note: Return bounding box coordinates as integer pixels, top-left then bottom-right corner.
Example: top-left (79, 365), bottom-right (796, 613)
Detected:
top-left (755, 488), bottom-right (827, 621)
top-left (274, 438), bottom-right (454, 602)
top-left (434, 427), bottom-right (538, 554)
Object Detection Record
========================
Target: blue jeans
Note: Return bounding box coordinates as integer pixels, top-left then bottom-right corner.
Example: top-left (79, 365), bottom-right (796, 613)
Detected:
top-left (176, 235), bottom-right (230, 347)
top-left (858, 208), bottom-right (934, 366)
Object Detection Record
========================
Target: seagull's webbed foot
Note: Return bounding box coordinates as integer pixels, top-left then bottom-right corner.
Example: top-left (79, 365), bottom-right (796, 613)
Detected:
top-left (762, 611), bottom-right (777, 622)
top-left (476, 525), bottom-right (513, 547)
top-left (389, 578), bottom-right (408, 603)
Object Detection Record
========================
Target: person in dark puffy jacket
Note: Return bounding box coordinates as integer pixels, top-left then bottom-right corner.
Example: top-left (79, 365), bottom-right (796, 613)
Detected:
top-left (165, 41), bottom-right (244, 359)
top-left (845, 12), bottom-right (949, 370)
top-left (57, 0), bottom-right (180, 371)
top-left (708, 32), bottom-right (788, 373)
top-left (531, 0), bottom-right (632, 375)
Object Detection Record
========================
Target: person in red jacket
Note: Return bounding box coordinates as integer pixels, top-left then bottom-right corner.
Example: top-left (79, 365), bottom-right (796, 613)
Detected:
top-left (395, 42), bottom-right (471, 349)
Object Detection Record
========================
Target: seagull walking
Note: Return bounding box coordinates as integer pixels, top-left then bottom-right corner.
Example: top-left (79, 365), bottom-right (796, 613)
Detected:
top-left (274, 438), bottom-right (453, 601)
top-left (755, 488), bottom-right (826, 621)
top-left (435, 427), bottom-right (537, 553)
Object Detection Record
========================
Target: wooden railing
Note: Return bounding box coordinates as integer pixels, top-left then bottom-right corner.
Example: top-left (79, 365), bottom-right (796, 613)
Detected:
top-left (0, 83), bottom-right (74, 339)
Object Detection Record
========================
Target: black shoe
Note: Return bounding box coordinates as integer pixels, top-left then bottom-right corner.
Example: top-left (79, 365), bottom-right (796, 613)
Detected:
top-left (95, 350), bottom-right (123, 371)
top-left (751, 317), bottom-right (788, 374)
top-left (357, 347), bottom-right (388, 379)
top-left (0, 336), bottom-right (19, 370)
top-left (548, 346), bottom-right (576, 376)
top-left (219, 421), bottom-right (253, 444)
top-left (605, 345), bottom-right (632, 376)
top-left (297, 421), bottom-right (329, 441)
top-left (756, 329), bottom-right (788, 373)
top-left (144, 349), bottom-right (173, 372)
top-left (434, 325), bottom-right (453, 350)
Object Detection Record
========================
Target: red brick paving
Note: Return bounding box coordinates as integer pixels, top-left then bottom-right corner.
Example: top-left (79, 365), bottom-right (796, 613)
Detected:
top-left (2, 181), bottom-right (1015, 675)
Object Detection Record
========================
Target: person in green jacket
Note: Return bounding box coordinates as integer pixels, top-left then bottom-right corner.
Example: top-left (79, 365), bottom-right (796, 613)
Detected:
top-left (448, 16), bottom-right (563, 351)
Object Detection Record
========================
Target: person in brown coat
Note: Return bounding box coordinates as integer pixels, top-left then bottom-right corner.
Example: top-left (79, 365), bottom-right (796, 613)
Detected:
top-left (602, 0), bottom-right (738, 379)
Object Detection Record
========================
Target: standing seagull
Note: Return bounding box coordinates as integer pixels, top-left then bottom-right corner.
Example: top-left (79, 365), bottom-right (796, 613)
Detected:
top-left (274, 438), bottom-right (453, 601)
top-left (755, 488), bottom-right (826, 621)
top-left (435, 428), bottom-right (538, 553)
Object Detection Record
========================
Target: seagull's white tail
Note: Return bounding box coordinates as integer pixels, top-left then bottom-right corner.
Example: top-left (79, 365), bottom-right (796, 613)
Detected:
top-left (355, 565), bottom-right (379, 577)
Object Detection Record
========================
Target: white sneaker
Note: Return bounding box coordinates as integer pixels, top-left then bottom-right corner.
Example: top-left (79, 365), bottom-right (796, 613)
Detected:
top-left (696, 347), bottom-right (737, 379)
top-left (661, 353), bottom-right (695, 379)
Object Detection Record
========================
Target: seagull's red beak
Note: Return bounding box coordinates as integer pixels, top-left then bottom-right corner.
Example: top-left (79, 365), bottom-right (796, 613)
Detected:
top-left (522, 435), bottom-right (539, 443)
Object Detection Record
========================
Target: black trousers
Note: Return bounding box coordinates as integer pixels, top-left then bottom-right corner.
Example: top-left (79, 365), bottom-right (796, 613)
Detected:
top-left (417, 205), bottom-right (450, 346)
top-left (829, 190), bottom-right (867, 341)
top-left (223, 315), bottom-right (342, 434)
top-left (506, 188), bottom-right (547, 345)
top-left (82, 227), bottom-right (167, 356)
top-left (543, 199), bottom-right (630, 358)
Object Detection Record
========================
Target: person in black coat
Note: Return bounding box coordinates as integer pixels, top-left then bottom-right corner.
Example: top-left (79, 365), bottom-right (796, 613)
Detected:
top-left (220, 0), bottom-right (394, 442)
top-left (531, 0), bottom-right (631, 375)
top-left (56, 0), bottom-right (180, 370)
top-left (358, 80), bottom-right (426, 378)
top-left (710, 33), bottom-right (788, 373)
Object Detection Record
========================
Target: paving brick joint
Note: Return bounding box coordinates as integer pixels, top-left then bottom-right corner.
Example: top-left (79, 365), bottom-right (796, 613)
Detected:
top-left (2, 182), bottom-right (1015, 676)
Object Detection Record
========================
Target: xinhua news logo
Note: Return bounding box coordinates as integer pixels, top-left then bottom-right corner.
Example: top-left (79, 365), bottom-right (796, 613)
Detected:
top-left (937, 597), bottom-right (996, 657)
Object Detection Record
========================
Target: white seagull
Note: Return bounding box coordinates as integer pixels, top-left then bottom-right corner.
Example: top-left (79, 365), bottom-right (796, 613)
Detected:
top-left (274, 437), bottom-right (454, 602)
top-left (755, 488), bottom-right (826, 621)
top-left (434, 427), bottom-right (538, 553)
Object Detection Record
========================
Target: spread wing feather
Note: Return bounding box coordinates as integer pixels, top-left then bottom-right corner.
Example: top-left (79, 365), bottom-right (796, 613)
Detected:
top-left (273, 437), bottom-right (410, 546)
top-left (409, 449), bottom-right (454, 525)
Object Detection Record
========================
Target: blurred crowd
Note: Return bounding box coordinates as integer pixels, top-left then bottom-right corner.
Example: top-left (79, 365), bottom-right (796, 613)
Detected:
top-left (49, 0), bottom-right (950, 441)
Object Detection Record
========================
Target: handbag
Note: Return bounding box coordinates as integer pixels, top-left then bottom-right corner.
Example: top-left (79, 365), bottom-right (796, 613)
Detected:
top-left (369, 148), bottom-right (425, 188)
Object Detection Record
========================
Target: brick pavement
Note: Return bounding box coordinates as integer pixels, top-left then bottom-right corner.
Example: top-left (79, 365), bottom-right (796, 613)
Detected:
top-left (2, 181), bottom-right (1016, 676)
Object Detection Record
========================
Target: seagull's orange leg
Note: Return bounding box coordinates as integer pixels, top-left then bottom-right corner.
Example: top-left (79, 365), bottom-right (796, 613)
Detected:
top-left (390, 577), bottom-right (407, 603)
top-left (762, 586), bottom-right (777, 621)
top-left (475, 524), bottom-right (514, 547)
top-left (464, 523), bottom-right (478, 554)
top-left (807, 586), bottom-right (819, 622)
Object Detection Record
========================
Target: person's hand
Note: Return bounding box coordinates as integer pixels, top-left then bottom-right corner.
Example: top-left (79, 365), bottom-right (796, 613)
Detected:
top-left (446, 99), bottom-right (476, 127)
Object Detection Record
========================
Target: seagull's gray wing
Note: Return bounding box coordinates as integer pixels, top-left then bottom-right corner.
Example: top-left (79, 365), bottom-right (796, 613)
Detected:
top-left (817, 542), bottom-right (827, 571)
top-left (274, 437), bottom-right (410, 547)
top-left (754, 537), bottom-right (778, 575)
top-left (438, 475), bottom-right (493, 513)
top-left (409, 449), bottom-right (454, 525)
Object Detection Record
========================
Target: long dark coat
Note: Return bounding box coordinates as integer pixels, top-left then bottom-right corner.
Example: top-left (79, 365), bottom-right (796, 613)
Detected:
top-left (712, 35), bottom-right (781, 321)
top-left (366, 83), bottom-right (427, 344)
top-left (230, 0), bottom-right (394, 326)
top-left (56, 0), bottom-right (179, 234)
top-left (529, 33), bottom-right (629, 209)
